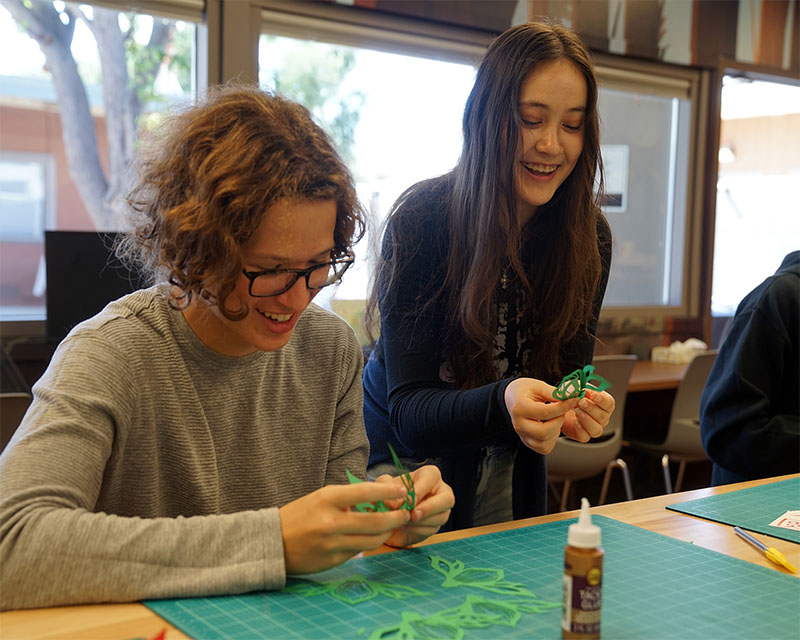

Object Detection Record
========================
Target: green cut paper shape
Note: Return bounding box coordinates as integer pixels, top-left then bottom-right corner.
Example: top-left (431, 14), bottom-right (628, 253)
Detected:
top-left (283, 574), bottom-right (430, 605)
top-left (284, 552), bottom-right (560, 639)
top-left (387, 442), bottom-right (416, 511)
top-left (346, 469), bottom-right (390, 512)
top-left (346, 443), bottom-right (416, 513)
top-left (553, 363), bottom-right (611, 400)
top-left (429, 555), bottom-right (536, 598)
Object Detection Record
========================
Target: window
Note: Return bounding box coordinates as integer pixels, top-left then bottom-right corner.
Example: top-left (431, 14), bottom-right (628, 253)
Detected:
top-left (0, 0), bottom-right (199, 327)
top-left (257, 11), bottom-right (708, 324)
top-left (594, 59), bottom-right (704, 316)
top-left (0, 151), bottom-right (54, 243)
top-left (712, 75), bottom-right (800, 317)
top-left (258, 18), bottom-right (481, 333)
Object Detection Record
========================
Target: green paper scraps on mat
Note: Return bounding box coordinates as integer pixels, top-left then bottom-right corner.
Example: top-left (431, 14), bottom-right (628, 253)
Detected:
top-left (368, 554), bottom-right (559, 639)
top-left (553, 364), bottom-right (611, 400)
top-left (429, 555), bottom-right (538, 597)
top-left (283, 554), bottom-right (560, 640)
top-left (284, 574), bottom-right (430, 604)
top-left (366, 592), bottom-right (560, 640)
top-left (347, 443), bottom-right (415, 513)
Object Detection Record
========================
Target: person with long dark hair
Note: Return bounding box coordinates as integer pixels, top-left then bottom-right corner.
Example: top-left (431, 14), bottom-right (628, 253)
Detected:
top-left (363, 22), bottom-right (615, 530)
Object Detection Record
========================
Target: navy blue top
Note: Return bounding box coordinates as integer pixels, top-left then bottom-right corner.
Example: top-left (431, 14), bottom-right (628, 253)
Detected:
top-left (700, 250), bottom-right (800, 486)
top-left (363, 175), bottom-right (612, 529)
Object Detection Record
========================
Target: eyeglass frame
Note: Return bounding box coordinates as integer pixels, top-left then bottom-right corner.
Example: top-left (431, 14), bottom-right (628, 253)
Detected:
top-left (241, 253), bottom-right (355, 298)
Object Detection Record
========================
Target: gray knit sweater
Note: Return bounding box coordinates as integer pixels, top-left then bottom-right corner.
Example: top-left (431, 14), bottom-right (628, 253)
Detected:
top-left (0, 285), bottom-right (367, 610)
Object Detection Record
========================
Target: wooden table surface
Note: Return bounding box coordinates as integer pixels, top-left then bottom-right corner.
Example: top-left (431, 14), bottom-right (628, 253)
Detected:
top-left (627, 359), bottom-right (689, 392)
top-left (1, 474), bottom-right (797, 640)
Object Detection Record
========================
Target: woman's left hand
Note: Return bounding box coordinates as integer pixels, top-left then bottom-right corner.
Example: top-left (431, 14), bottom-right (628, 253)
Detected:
top-left (560, 388), bottom-right (616, 442)
top-left (376, 465), bottom-right (454, 548)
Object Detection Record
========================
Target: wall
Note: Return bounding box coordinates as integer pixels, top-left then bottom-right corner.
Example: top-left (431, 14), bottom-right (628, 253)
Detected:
top-left (0, 103), bottom-right (106, 309)
top-left (720, 112), bottom-right (800, 172)
top-left (342, 0), bottom-right (799, 74)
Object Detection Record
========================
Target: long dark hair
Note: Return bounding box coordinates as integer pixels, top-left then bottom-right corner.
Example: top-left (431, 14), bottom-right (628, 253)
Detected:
top-left (369, 21), bottom-right (605, 388)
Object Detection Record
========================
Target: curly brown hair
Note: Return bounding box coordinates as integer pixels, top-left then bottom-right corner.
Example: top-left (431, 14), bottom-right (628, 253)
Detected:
top-left (121, 84), bottom-right (365, 319)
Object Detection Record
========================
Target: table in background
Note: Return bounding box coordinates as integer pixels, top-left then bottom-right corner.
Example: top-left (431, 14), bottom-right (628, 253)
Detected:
top-left (1, 474), bottom-right (797, 640)
top-left (627, 359), bottom-right (689, 392)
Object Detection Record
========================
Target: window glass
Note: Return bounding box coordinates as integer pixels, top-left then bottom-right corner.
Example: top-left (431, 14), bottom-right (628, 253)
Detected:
top-left (0, 151), bottom-right (53, 243)
top-left (260, 34), bottom-right (701, 322)
top-left (259, 34), bottom-right (476, 318)
top-left (0, 1), bottom-right (196, 323)
top-left (598, 87), bottom-right (692, 309)
top-left (712, 76), bottom-right (800, 317)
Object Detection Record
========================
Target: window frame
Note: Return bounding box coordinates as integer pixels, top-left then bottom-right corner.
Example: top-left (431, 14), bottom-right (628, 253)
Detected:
top-left (591, 53), bottom-right (710, 320)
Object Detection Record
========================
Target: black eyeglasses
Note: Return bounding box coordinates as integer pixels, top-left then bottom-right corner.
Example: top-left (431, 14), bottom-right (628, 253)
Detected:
top-left (241, 254), bottom-right (354, 297)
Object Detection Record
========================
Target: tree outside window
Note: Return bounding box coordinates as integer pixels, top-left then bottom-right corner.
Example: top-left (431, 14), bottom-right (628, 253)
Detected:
top-left (0, 0), bottom-right (195, 320)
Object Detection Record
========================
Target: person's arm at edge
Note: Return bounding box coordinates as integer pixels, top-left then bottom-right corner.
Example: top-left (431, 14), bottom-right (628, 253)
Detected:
top-left (0, 333), bottom-right (284, 611)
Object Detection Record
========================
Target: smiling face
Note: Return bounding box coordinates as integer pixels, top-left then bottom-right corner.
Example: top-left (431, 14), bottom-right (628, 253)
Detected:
top-left (183, 198), bottom-right (337, 356)
top-left (514, 59), bottom-right (588, 224)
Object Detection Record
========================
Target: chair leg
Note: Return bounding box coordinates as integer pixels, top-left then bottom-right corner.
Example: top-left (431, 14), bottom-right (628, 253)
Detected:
top-left (618, 459), bottom-right (634, 502)
top-left (674, 460), bottom-right (687, 493)
top-left (548, 481), bottom-right (562, 509)
top-left (560, 479), bottom-right (572, 512)
top-left (661, 454), bottom-right (673, 494)
top-left (599, 459), bottom-right (634, 505)
top-left (599, 465), bottom-right (612, 505)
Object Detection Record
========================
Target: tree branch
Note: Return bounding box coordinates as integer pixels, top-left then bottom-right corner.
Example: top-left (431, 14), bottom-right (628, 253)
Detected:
top-left (1, 0), bottom-right (110, 227)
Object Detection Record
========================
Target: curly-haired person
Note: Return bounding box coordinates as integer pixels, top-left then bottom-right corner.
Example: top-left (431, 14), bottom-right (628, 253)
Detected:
top-left (0, 86), bottom-right (453, 611)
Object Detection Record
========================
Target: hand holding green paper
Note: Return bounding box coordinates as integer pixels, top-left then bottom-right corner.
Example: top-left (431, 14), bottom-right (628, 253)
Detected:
top-left (347, 443), bottom-right (415, 513)
top-left (554, 364), bottom-right (615, 445)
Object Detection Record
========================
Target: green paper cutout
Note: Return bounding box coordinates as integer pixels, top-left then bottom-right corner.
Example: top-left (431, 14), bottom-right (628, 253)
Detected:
top-left (346, 444), bottom-right (416, 513)
top-left (365, 555), bottom-right (559, 638)
top-left (346, 469), bottom-right (390, 512)
top-left (283, 574), bottom-right (430, 604)
top-left (369, 610), bottom-right (463, 640)
top-left (429, 555), bottom-right (536, 598)
top-left (368, 592), bottom-right (560, 639)
top-left (553, 364), bottom-right (611, 400)
top-left (283, 553), bottom-right (560, 640)
top-left (387, 442), bottom-right (416, 511)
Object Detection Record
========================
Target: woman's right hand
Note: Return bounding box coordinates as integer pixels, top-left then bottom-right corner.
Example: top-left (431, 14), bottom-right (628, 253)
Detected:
top-left (504, 377), bottom-right (579, 455)
top-left (278, 483), bottom-right (412, 575)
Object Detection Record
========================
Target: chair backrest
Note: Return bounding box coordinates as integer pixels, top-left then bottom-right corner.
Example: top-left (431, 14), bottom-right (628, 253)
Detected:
top-left (661, 350), bottom-right (718, 453)
top-left (591, 354), bottom-right (637, 438)
top-left (0, 392), bottom-right (32, 451)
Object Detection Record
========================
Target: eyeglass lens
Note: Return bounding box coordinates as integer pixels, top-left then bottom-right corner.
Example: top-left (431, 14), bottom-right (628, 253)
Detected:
top-left (249, 262), bottom-right (348, 297)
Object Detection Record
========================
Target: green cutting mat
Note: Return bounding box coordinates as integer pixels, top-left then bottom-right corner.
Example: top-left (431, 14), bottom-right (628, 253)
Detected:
top-left (666, 477), bottom-right (800, 544)
top-left (144, 516), bottom-right (799, 639)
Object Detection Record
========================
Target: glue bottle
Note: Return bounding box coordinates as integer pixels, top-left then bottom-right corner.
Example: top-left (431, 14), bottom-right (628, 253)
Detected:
top-left (562, 497), bottom-right (603, 639)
